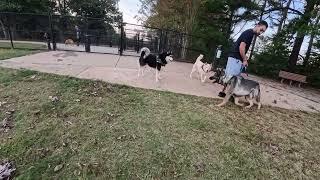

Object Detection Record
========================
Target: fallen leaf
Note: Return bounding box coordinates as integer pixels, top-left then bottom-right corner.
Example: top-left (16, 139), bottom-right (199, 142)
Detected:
top-left (0, 101), bottom-right (7, 107)
top-left (54, 164), bottom-right (64, 172)
top-left (194, 161), bottom-right (206, 173)
top-left (34, 110), bottom-right (41, 115)
top-left (6, 110), bottom-right (15, 115)
top-left (49, 96), bottom-right (59, 102)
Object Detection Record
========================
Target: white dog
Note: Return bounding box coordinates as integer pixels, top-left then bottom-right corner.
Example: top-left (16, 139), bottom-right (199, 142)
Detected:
top-left (190, 54), bottom-right (212, 83)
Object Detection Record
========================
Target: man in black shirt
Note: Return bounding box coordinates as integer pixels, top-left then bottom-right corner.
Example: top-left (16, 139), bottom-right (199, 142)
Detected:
top-left (219, 21), bottom-right (268, 97)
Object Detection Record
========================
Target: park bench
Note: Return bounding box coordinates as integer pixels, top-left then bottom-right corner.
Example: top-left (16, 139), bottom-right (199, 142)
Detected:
top-left (279, 70), bottom-right (307, 88)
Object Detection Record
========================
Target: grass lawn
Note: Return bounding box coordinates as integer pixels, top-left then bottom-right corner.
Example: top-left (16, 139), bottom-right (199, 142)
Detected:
top-left (0, 42), bottom-right (47, 50)
top-left (0, 48), bottom-right (43, 60)
top-left (0, 42), bottom-right (46, 60)
top-left (0, 51), bottom-right (319, 179)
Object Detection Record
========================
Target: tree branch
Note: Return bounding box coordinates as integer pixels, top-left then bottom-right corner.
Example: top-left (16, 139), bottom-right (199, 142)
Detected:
top-left (264, 7), bottom-right (303, 16)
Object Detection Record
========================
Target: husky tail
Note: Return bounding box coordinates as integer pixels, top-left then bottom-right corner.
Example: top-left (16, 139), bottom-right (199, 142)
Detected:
top-left (196, 54), bottom-right (204, 63)
top-left (139, 47), bottom-right (150, 66)
top-left (256, 85), bottom-right (261, 109)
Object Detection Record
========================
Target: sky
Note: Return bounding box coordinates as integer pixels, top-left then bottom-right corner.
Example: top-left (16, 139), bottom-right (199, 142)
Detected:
top-left (118, 0), bottom-right (304, 37)
top-left (118, 0), bottom-right (308, 54)
top-left (118, 0), bottom-right (141, 25)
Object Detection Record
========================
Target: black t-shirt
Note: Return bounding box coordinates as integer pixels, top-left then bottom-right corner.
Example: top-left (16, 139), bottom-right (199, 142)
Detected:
top-left (229, 29), bottom-right (255, 62)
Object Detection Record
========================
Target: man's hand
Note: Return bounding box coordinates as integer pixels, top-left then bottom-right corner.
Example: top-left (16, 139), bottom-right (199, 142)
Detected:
top-left (242, 59), bottom-right (248, 66)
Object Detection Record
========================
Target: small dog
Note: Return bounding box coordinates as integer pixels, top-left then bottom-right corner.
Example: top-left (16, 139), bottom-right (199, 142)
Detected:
top-left (65, 39), bottom-right (75, 46)
top-left (138, 47), bottom-right (173, 82)
top-left (210, 69), bottom-right (261, 109)
top-left (190, 54), bottom-right (213, 83)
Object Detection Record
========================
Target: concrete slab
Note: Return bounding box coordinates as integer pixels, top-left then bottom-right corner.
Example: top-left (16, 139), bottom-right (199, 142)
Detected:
top-left (0, 60), bottom-right (89, 77)
top-left (116, 56), bottom-right (139, 69)
top-left (2, 51), bottom-right (119, 67)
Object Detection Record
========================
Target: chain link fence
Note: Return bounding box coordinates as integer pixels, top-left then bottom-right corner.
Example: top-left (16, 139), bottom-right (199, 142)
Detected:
top-left (0, 12), bottom-right (220, 63)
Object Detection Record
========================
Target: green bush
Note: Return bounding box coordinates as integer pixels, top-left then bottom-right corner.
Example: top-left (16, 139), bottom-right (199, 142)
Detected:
top-left (250, 52), bottom-right (288, 79)
top-left (251, 52), bottom-right (320, 89)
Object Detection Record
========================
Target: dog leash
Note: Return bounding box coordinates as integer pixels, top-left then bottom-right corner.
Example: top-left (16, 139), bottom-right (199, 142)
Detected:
top-left (240, 65), bottom-right (249, 77)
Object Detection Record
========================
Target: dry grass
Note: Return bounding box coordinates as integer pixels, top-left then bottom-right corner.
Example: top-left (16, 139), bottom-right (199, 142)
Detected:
top-left (0, 66), bottom-right (319, 179)
top-left (0, 48), bottom-right (43, 60)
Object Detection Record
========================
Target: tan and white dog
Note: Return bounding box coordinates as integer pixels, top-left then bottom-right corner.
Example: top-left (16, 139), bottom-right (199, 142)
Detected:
top-left (190, 54), bottom-right (212, 83)
top-left (65, 39), bottom-right (75, 46)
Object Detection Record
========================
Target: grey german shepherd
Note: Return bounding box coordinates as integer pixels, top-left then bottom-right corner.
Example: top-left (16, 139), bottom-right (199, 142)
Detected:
top-left (209, 68), bottom-right (261, 109)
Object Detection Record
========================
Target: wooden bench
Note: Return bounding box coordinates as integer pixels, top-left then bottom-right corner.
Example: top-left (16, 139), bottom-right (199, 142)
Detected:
top-left (279, 70), bottom-right (307, 87)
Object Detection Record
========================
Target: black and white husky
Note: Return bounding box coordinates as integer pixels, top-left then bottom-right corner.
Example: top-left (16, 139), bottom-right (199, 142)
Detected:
top-left (138, 47), bottom-right (173, 82)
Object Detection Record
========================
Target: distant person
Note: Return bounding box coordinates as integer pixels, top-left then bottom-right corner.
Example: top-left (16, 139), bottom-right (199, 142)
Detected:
top-left (219, 21), bottom-right (268, 97)
top-left (44, 32), bottom-right (51, 50)
top-left (75, 25), bottom-right (80, 46)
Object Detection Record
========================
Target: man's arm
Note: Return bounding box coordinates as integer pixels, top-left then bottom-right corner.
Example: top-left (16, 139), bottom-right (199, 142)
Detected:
top-left (239, 42), bottom-right (248, 66)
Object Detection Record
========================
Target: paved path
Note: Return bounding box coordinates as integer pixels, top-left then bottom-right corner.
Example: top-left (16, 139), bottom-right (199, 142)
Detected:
top-left (0, 51), bottom-right (319, 112)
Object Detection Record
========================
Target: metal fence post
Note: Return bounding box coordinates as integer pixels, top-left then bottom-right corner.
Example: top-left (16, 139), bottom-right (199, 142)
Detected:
top-left (8, 25), bottom-right (14, 49)
top-left (154, 37), bottom-right (158, 53)
top-left (48, 12), bottom-right (56, 50)
top-left (141, 38), bottom-right (143, 49)
top-left (5, 14), bottom-right (14, 49)
top-left (119, 22), bottom-right (124, 55)
top-left (52, 31), bottom-right (56, 50)
top-left (137, 33), bottom-right (140, 52)
top-left (135, 34), bottom-right (138, 53)
top-left (159, 30), bottom-right (163, 53)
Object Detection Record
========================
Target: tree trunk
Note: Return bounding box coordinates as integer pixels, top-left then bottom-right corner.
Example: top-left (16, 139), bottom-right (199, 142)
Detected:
top-left (277, 0), bottom-right (292, 35)
top-left (248, 0), bottom-right (267, 61)
top-left (304, 12), bottom-right (320, 66)
top-left (289, 32), bottom-right (305, 70)
top-left (0, 19), bottom-right (8, 39)
top-left (181, 35), bottom-right (188, 59)
top-left (288, 0), bottom-right (317, 70)
top-left (226, 8), bottom-right (236, 39)
top-left (180, 0), bottom-right (200, 59)
top-left (303, 33), bottom-right (315, 67)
